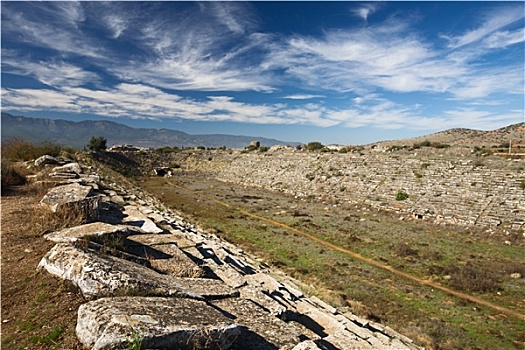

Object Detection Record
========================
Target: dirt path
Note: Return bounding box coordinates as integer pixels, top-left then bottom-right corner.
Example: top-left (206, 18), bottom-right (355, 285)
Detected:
top-left (166, 180), bottom-right (525, 322)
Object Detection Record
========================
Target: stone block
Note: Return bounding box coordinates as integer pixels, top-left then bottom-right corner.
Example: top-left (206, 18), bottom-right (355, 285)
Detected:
top-left (76, 296), bottom-right (240, 350)
top-left (43, 222), bottom-right (141, 243)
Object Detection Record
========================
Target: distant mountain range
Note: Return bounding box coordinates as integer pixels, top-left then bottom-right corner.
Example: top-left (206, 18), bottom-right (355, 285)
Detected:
top-left (1, 113), bottom-right (300, 149)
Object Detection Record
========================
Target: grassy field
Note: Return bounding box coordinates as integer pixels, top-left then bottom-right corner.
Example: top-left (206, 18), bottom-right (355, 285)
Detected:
top-left (140, 174), bottom-right (525, 350)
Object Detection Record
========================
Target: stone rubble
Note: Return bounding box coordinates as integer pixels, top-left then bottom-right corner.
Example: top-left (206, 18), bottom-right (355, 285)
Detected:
top-left (36, 158), bottom-right (422, 350)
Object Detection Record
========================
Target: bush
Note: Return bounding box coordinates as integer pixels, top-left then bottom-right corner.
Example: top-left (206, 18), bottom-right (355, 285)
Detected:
top-left (395, 190), bottom-right (409, 201)
top-left (86, 136), bottom-right (107, 152)
top-left (305, 142), bottom-right (324, 151)
top-left (394, 243), bottom-right (418, 257)
top-left (443, 264), bottom-right (501, 293)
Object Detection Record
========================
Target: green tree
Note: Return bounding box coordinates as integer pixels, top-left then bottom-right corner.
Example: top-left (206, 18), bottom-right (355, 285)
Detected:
top-left (87, 136), bottom-right (107, 152)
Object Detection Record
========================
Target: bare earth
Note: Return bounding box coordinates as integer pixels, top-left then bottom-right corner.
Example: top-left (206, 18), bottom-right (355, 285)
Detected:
top-left (1, 188), bottom-right (84, 350)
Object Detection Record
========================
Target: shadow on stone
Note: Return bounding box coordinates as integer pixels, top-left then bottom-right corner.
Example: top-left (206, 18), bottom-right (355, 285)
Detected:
top-left (229, 327), bottom-right (280, 350)
top-left (123, 238), bottom-right (173, 260)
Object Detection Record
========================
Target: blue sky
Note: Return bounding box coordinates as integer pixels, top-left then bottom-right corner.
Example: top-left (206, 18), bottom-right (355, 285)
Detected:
top-left (2, 1), bottom-right (524, 145)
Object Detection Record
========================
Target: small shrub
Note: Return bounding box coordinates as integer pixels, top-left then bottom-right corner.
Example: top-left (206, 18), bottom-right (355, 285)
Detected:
top-left (305, 142), bottom-right (324, 151)
top-left (395, 190), bottom-right (409, 201)
top-left (87, 136), bottom-right (107, 152)
top-left (394, 243), bottom-right (418, 257)
top-left (442, 264), bottom-right (501, 293)
top-left (244, 145), bottom-right (258, 152)
top-left (258, 146), bottom-right (269, 152)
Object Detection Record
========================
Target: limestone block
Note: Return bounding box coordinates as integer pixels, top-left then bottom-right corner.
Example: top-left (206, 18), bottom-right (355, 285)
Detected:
top-left (122, 205), bottom-right (163, 233)
top-left (294, 299), bottom-right (345, 335)
top-left (52, 162), bottom-right (83, 175)
top-left (292, 340), bottom-right (322, 350)
top-left (35, 154), bottom-right (59, 167)
top-left (37, 243), bottom-right (236, 300)
top-left (322, 331), bottom-right (373, 349)
top-left (213, 298), bottom-right (302, 350)
top-left (40, 183), bottom-right (99, 221)
top-left (43, 222), bottom-right (141, 243)
top-left (125, 234), bottom-right (204, 278)
top-left (76, 296), bottom-right (240, 350)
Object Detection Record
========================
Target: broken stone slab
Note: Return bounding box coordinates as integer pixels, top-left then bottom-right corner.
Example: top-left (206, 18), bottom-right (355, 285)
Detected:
top-left (43, 222), bottom-right (142, 243)
top-left (48, 172), bottom-right (79, 179)
top-left (293, 299), bottom-right (345, 335)
top-left (125, 234), bottom-right (204, 278)
top-left (37, 243), bottom-right (236, 300)
top-left (245, 273), bottom-right (283, 293)
top-left (206, 260), bottom-right (247, 289)
top-left (40, 183), bottom-right (99, 215)
top-left (122, 205), bottom-right (164, 233)
top-left (52, 162), bottom-right (83, 174)
top-left (213, 298), bottom-right (303, 350)
top-left (238, 286), bottom-right (288, 317)
top-left (35, 154), bottom-right (59, 167)
top-left (292, 340), bottom-right (322, 350)
top-left (322, 331), bottom-right (374, 349)
top-left (76, 296), bottom-right (240, 350)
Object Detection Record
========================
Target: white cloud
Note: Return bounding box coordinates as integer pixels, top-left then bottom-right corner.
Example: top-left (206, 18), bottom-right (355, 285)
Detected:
top-left (283, 94), bottom-right (325, 100)
top-left (352, 3), bottom-right (381, 21)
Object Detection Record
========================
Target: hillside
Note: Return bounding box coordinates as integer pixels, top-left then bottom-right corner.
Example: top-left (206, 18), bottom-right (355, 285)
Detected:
top-left (0, 113), bottom-right (299, 149)
top-left (375, 122), bottom-right (525, 148)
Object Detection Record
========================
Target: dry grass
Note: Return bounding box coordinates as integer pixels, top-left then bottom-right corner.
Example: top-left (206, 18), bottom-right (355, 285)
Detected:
top-left (1, 162), bottom-right (28, 189)
top-left (21, 203), bottom-right (88, 236)
top-left (1, 138), bottom-right (64, 161)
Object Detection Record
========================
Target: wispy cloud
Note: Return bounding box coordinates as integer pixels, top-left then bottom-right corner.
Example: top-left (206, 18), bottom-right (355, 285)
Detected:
top-left (483, 28), bottom-right (525, 49)
top-left (442, 6), bottom-right (524, 49)
top-left (2, 55), bottom-right (100, 87)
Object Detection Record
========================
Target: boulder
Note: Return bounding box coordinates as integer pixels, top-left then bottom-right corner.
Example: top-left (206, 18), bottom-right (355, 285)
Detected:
top-left (76, 296), bottom-right (241, 350)
top-left (37, 243), bottom-right (236, 300)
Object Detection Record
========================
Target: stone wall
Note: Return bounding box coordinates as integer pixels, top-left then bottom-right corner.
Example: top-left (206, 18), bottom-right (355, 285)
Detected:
top-left (205, 148), bottom-right (525, 233)
top-left (34, 158), bottom-right (421, 350)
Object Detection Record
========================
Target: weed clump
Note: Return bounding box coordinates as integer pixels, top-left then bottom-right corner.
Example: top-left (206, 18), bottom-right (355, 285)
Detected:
top-left (395, 190), bottom-right (409, 201)
top-left (443, 264), bottom-right (501, 293)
